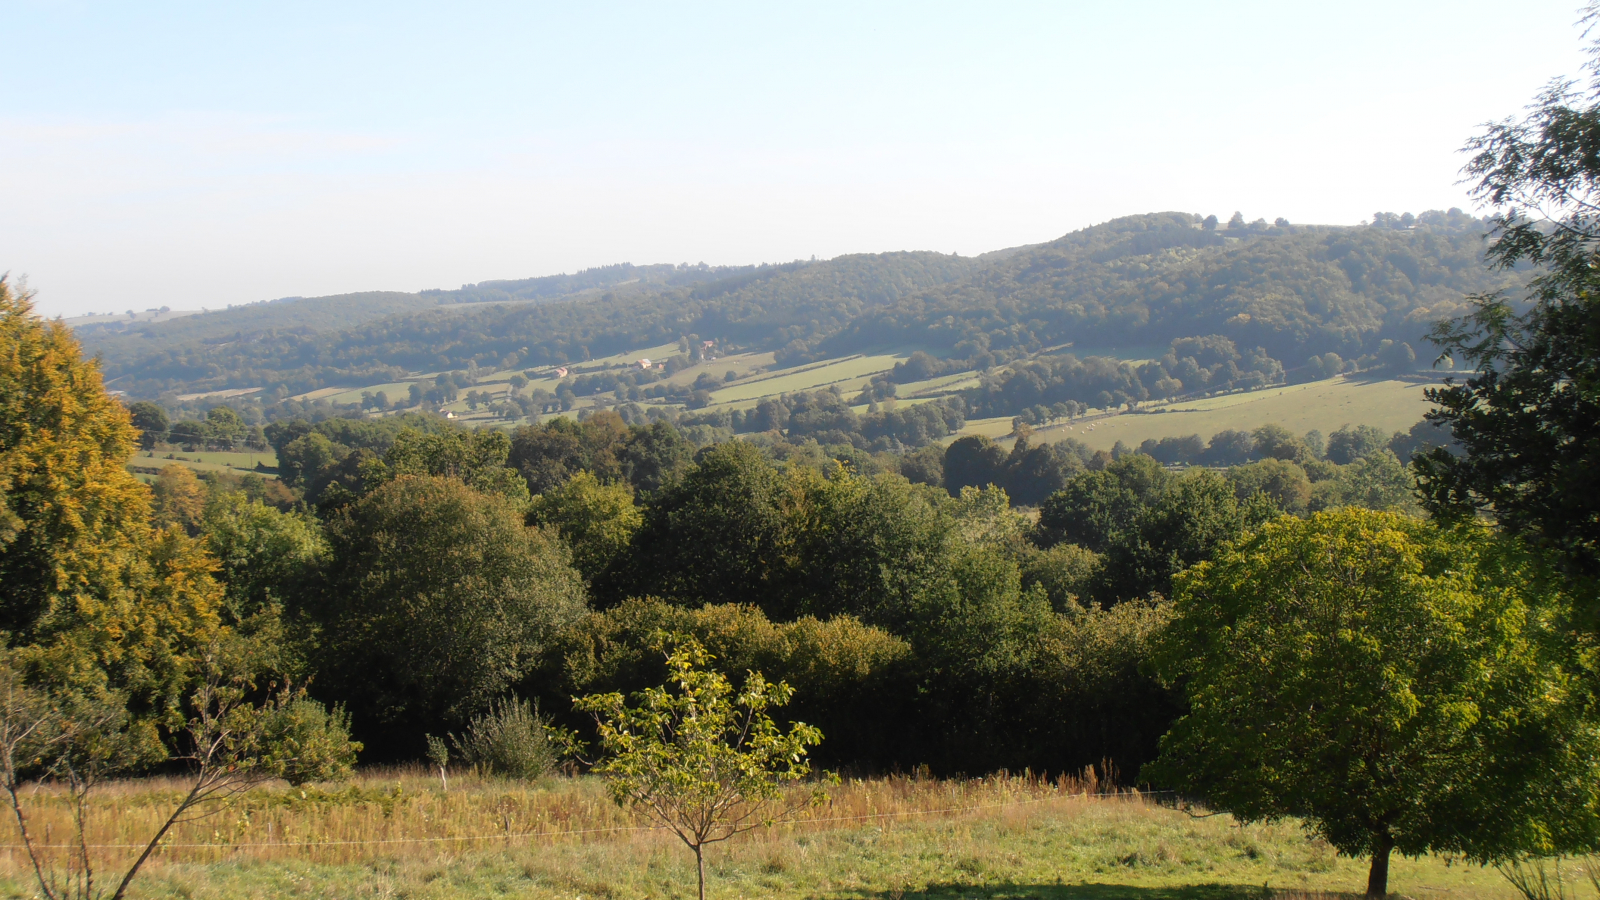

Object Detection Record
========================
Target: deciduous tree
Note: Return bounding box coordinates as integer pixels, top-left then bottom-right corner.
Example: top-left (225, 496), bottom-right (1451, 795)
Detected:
top-left (1146, 509), bottom-right (1600, 897)
top-left (0, 278), bottom-right (224, 742)
top-left (316, 475), bottom-right (587, 750)
top-left (526, 471), bottom-right (641, 587)
top-left (577, 638), bottom-right (825, 900)
top-left (1421, 26), bottom-right (1600, 583)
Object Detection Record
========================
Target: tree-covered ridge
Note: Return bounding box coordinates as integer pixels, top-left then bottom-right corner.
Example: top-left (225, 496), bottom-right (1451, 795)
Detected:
top-left (79, 262), bottom-right (743, 355)
top-left (818, 210), bottom-right (1520, 367)
top-left (76, 264), bottom-right (725, 393)
top-left (87, 252), bottom-right (979, 398)
top-left (80, 210), bottom-right (1515, 408)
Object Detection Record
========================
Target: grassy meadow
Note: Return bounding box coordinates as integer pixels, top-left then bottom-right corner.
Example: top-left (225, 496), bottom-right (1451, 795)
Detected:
top-left (709, 352), bottom-right (914, 404)
top-left (0, 771), bottom-right (1525, 900)
top-left (981, 377), bottom-right (1435, 451)
top-left (128, 449), bottom-right (280, 478)
top-left (258, 332), bottom-right (1437, 448)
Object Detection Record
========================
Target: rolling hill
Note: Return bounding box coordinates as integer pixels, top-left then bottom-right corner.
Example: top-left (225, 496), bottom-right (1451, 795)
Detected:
top-left (75, 210), bottom-right (1515, 421)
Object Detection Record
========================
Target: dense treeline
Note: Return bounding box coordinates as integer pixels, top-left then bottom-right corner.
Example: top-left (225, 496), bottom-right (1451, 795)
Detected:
top-left (74, 263), bottom-right (746, 389)
top-left (8, 253), bottom-right (1599, 897)
top-left (133, 397), bottom-right (1428, 777)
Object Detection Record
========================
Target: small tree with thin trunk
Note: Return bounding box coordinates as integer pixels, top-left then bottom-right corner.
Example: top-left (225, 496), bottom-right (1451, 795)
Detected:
top-left (576, 636), bottom-right (826, 900)
top-left (0, 648), bottom-right (359, 900)
top-left (1144, 509), bottom-right (1600, 897)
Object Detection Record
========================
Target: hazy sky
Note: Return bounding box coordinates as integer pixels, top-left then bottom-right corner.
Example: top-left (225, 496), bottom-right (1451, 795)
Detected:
top-left (2, 1), bottom-right (1590, 317)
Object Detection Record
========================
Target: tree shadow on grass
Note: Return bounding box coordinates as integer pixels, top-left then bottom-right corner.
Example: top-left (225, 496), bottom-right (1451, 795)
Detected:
top-left (852, 882), bottom-right (1293, 900)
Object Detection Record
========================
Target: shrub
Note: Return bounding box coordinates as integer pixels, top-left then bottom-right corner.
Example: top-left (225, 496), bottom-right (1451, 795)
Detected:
top-left (451, 697), bottom-right (562, 779)
top-left (264, 698), bottom-right (361, 787)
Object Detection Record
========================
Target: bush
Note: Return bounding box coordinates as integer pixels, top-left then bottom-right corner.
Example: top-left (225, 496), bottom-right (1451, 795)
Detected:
top-left (1020, 543), bottom-right (1100, 611)
top-left (451, 697), bottom-right (562, 779)
top-left (549, 598), bottom-right (913, 768)
top-left (263, 698), bottom-right (361, 787)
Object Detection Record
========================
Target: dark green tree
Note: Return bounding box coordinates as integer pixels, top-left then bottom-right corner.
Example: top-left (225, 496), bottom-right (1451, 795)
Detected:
top-left (613, 441), bottom-right (795, 608)
top-left (1227, 458), bottom-right (1311, 514)
top-left (1420, 33), bottom-right (1600, 582)
top-left (204, 406), bottom-right (246, 449)
top-left (1327, 423), bottom-right (1392, 465)
top-left (365, 427), bottom-right (528, 503)
top-left (1037, 454), bottom-right (1171, 552)
top-left (1091, 470), bottom-right (1276, 605)
top-left (785, 470), bottom-right (960, 628)
top-left (1001, 434), bottom-right (1084, 506)
top-left (316, 475), bottom-right (587, 750)
top-left (942, 435), bottom-right (1008, 495)
top-left (125, 401), bottom-right (168, 449)
top-left (526, 471), bottom-right (642, 587)
top-left (1251, 423), bottom-right (1310, 462)
top-left (508, 411), bottom-right (629, 493)
top-left (200, 492), bottom-right (328, 625)
top-left (617, 420), bottom-right (693, 493)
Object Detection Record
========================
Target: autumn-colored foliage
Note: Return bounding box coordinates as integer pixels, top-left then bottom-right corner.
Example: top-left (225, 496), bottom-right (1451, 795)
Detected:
top-left (0, 276), bottom-right (223, 737)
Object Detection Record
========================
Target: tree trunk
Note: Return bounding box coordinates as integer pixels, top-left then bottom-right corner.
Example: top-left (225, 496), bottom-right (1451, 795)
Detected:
top-left (1366, 831), bottom-right (1394, 898)
top-left (695, 843), bottom-right (706, 900)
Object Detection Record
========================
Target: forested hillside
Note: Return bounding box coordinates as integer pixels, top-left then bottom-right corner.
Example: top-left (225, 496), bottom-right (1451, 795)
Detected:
top-left (813, 209), bottom-right (1520, 367)
top-left (87, 252), bottom-right (978, 397)
top-left (78, 210), bottom-right (1512, 401)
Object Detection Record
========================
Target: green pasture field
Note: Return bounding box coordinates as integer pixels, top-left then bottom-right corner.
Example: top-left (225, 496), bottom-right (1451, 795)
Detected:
top-left (894, 371), bottom-right (983, 397)
top-left (1048, 343), bottom-right (1169, 365)
top-left (127, 449), bottom-right (279, 479)
top-left (657, 350), bottom-right (773, 387)
top-left (1015, 378), bottom-right (1434, 451)
top-left (314, 381), bottom-right (417, 406)
top-left (848, 396), bottom-right (943, 415)
top-left (576, 341), bottom-right (681, 371)
top-left (0, 771), bottom-right (1520, 900)
top-left (959, 416), bottom-right (1024, 440)
top-left (287, 385), bottom-right (348, 401)
top-left (711, 352), bottom-right (915, 404)
top-left (130, 449), bottom-right (278, 470)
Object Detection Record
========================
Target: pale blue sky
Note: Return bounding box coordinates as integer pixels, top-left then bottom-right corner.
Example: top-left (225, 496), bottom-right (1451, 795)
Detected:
top-left (2, 1), bottom-right (1589, 316)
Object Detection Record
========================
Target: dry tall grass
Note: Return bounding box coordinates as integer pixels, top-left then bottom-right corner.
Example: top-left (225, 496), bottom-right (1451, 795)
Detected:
top-left (0, 767), bottom-right (1113, 872)
top-left (0, 769), bottom-right (1519, 899)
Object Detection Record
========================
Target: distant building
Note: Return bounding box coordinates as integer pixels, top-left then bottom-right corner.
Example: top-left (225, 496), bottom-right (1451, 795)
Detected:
top-left (702, 340), bottom-right (714, 349)
top-left (554, 367), bottom-right (569, 378)
top-left (636, 358), bottom-right (652, 370)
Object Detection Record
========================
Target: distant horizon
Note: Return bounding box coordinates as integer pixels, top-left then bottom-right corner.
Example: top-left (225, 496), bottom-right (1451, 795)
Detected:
top-left (4, 1), bottom-right (1582, 318)
top-left (44, 208), bottom-right (1456, 322)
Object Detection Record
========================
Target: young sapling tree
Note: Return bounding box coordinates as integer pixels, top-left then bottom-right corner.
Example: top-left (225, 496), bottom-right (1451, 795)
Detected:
top-left (0, 648), bottom-right (360, 900)
top-left (576, 636), bottom-right (827, 900)
top-left (426, 733), bottom-right (450, 791)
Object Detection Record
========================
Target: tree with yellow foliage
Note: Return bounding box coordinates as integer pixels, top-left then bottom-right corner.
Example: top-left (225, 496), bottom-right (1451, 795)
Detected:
top-left (1, 278), bottom-right (361, 900)
top-left (0, 276), bottom-right (222, 737)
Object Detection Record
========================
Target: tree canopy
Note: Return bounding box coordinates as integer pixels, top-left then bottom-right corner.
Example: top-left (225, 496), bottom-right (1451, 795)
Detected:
top-left (1419, 49), bottom-right (1600, 588)
top-left (0, 277), bottom-right (224, 739)
top-left (315, 475), bottom-right (588, 750)
top-left (1146, 509), bottom-right (1600, 896)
